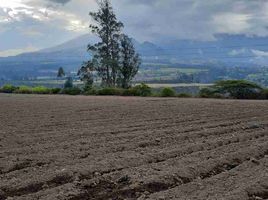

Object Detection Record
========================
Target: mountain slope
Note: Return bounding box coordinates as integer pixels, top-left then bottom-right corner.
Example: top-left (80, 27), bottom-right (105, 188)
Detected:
top-left (39, 34), bottom-right (99, 53)
top-left (1, 34), bottom-right (268, 79)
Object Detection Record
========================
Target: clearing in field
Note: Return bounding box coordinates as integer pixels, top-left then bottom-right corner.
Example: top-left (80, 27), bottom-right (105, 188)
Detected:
top-left (0, 94), bottom-right (268, 200)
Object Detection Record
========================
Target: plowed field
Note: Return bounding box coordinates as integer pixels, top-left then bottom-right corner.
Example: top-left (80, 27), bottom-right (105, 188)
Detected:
top-left (0, 94), bottom-right (268, 200)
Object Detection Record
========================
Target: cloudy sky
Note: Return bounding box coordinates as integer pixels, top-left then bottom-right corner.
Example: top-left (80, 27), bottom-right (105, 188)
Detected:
top-left (1, 0), bottom-right (268, 56)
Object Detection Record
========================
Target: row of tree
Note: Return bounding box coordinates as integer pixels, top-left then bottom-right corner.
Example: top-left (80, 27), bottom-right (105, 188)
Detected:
top-left (78, 0), bottom-right (141, 89)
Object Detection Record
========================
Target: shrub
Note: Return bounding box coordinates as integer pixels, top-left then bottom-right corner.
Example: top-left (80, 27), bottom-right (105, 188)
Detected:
top-left (214, 80), bottom-right (263, 99)
top-left (61, 87), bottom-right (81, 95)
top-left (32, 86), bottom-right (51, 94)
top-left (14, 86), bottom-right (32, 94)
top-left (130, 83), bottom-right (152, 97)
top-left (199, 88), bottom-right (219, 98)
top-left (84, 87), bottom-right (98, 95)
top-left (177, 93), bottom-right (192, 98)
top-left (262, 89), bottom-right (268, 99)
top-left (160, 87), bottom-right (176, 97)
top-left (199, 80), bottom-right (264, 99)
top-left (122, 88), bottom-right (138, 96)
top-left (97, 87), bottom-right (124, 96)
top-left (0, 84), bottom-right (17, 93)
top-left (51, 88), bottom-right (61, 94)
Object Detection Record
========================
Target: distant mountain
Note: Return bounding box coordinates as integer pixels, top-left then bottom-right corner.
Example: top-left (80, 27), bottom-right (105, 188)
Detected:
top-left (40, 34), bottom-right (99, 53)
top-left (0, 34), bottom-right (165, 79)
top-left (1, 34), bottom-right (268, 79)
top-left (156, 34), bottom-right (268, 65)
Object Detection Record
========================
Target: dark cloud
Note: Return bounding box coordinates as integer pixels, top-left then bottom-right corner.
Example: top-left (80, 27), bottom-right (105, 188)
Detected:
top-left (111, 0), bottom-right (268, 42)
top-left (47, 0), bottom-right (72, 5)
top-left (2, 0), bottom-right (268, 55)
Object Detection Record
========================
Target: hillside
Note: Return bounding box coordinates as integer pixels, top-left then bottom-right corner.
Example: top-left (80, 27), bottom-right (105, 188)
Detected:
top-left (1, 34), bottom-right (268, 81)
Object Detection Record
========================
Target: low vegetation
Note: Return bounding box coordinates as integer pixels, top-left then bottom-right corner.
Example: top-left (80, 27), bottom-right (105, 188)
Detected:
top-left (61, 87), bottom-right (82, 95)
top-left (199, 80), bottom-right (267, 99)
top-left (0, 84), bottom-right (17, 93)
top-left (160, 87), bottom-right (176, 97)
top-left (1, 80), bottom-right (268, 99)
top-left (0, 83), bottom-right (173, 97)
top-left (32, 86), bottom-right (52, 94)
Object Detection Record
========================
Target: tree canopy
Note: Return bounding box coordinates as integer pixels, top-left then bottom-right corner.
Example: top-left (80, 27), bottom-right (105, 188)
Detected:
top-left (200, 80), bottom-right (264, 99)
top-left (79, 0), bottom-right (140, 89)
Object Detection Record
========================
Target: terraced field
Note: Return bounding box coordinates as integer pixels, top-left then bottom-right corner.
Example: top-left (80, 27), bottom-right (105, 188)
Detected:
top-left (0, 94), bottom-right (268, 200)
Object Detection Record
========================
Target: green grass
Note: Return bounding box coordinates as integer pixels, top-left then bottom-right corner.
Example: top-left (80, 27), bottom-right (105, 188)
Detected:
top-left (0, 80), bottom-right (83, 88)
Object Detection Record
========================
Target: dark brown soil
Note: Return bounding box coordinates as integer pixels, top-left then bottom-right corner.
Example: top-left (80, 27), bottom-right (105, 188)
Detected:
top-left (0, 94), bottom-right (268, 200)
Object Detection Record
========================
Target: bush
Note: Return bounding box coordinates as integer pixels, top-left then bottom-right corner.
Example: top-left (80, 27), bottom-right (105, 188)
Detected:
top-left (122, 88), bottom-right (138, 96)
top-left (160, 87), bottom-right (176, 97)
top-left (262, 89), bottom-right (268, 99)
top-left (14, 86), bottom-right (32, 94)
top-left (51, 88), bottom-right (61, 94)
top-left (61, 87), bottom-right (81, 95)
top-left (97, 87), bottom-right (124, 96)
top-left (199, 88), bottom-right (219, 98)
top-left (83, 82), bottom-right (94, 92)
top-left (84, 88), bottom-right (98, 95)
top-left (199, 80), bottom-right (264, 99)
top-left (32, 86), bottom-right (51, 94)
top-left (130, 83), bottom-right (152, 97)
top-left (177, 93), bottom-right (192, 98)
top-left (0, 84), bottom-right (17, 93)
top-left (215, 80), bottom-right (263, 99)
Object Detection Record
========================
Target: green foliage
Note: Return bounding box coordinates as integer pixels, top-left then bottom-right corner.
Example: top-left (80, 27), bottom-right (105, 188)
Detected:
top-left (14, 86), bottom-right (32, 94)
top-left (262, 89), bottom-right (268, 99)
top-left (121, 88), bottom-right (137, 96)
top-left (0, 84), bottom-right (17, 93)
top-left (132, 83), bottom-right (152, 97)
top-left (177, 93), bottom-right (192, 98)
top-left (97, 87), bottom-right (124, 96)
top-left (51, 88), bottom-right (61, 94)
top-left (160, 87), bottom-right (176, 97)
top-left (118, 34), bottom-right (141, 89)
top-left (87, 0), bottom-right (123, 87)
top-left (32, 86), bottom-right (51, 94)
top-left (61, 87), bottom-right (81, 95)
top-left (64, 77), bottom-right (73, 89)
top-left (95, 84), bottom-right (152, 97)
top-left (82, 0), bottom-right (140, 88)
top-left (83, 82), bottom-right (93, 92)
top-left (84, 88), bottom-right (98, 95)
top-left (200, 80), bottom-right (264, 99)
top-left (199, 88), bottom-right (219, 98)
top-left (0, 85), bottom-right (62, 95)
top-left (215, 80), bottom-right (263, 99)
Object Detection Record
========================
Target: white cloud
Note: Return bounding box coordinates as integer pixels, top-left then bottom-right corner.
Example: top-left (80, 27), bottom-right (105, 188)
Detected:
top-left (66, 19), bottom-right (88, 32)
top-left (229, 48), bottom-right (247, 56)
top-left (0, 0), bottom-right (30, 9)
top-left (212, 13), bottom-right (251, 34)
top-left (0, 0), bottom-right (89, 31)
top-left (251, 49), bottom-right (268, 57)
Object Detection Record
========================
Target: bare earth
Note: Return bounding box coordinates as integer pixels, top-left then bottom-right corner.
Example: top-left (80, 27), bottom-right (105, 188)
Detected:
top-left (0, 94), bottom-right (268, 200)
